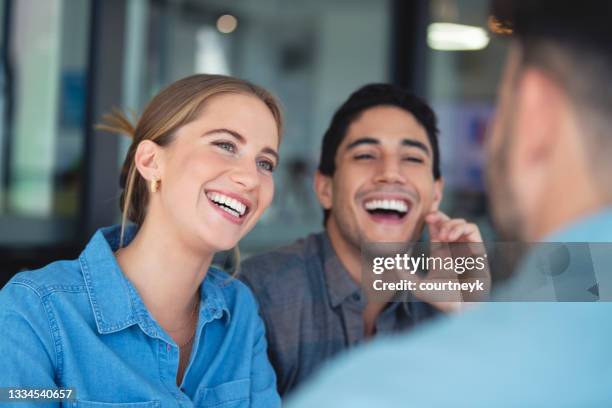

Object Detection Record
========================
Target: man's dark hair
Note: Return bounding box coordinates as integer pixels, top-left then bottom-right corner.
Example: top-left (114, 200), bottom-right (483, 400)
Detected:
top-left (491, 0), bottom-right (612, 192)
top-left (491, 1), bottom-right (612, 53)
top-left (317, 84), bottom-right (441, 223)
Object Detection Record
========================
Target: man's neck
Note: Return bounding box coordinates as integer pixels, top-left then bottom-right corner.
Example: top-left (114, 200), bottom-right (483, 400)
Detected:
top-left (531, 183), bottom-right (608, 241)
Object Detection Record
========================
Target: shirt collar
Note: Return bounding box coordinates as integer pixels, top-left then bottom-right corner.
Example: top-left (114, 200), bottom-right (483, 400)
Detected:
top-left (494, 208), bottom-right (612, 301)
top-left (319, 231), bottom-right (414, 317)
top-left (544, 207), bottom-right (612, 242)
top-left (79, 224), bottom-right (230, 336)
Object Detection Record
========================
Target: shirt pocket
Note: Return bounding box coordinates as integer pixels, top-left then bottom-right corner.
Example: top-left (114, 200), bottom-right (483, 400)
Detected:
top-left (67, 400), bottom-right (160, 408)
top-left (194, 378), bottom-right (250, 408)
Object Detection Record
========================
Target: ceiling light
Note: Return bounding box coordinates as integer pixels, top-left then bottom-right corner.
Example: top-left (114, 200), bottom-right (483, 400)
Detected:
top-left (216, 14), bottom-right (237, 34)
top-left (427, 22), bottom-right (490, 51)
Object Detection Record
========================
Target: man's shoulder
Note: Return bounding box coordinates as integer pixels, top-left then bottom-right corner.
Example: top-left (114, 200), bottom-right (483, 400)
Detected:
top-left (394, 302), bottom-right (612, 355)
top-left (390, 302), bottom-right (612, 393)
top-left (289, 302), bottom-right (612, 406)
top-left (240, 232), bottom-right (326, 284)
top-left (238, 232), bottom-right (330, 309)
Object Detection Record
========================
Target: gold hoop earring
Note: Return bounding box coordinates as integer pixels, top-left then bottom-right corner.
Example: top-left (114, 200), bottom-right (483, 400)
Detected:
top-left (150, 177), bottom-right (159, 193)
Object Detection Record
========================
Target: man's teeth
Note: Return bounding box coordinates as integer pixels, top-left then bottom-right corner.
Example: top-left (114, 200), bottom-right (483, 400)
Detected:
top-left (364, 199), bottom-right (408, 213)
top-left (206, 192), bottom-right (247, 216)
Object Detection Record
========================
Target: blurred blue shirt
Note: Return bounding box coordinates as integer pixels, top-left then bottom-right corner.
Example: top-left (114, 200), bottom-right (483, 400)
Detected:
top-left (0, 225), bottom-right (280, 407)
top-left (287, 209), bottom-right (612, 407)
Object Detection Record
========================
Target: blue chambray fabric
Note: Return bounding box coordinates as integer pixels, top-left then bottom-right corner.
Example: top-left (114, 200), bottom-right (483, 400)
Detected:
top-left (0, 225), bottom-right (280, 408)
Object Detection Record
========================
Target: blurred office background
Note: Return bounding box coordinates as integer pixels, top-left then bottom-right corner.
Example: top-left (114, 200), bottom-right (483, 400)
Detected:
top-left (0, 0), bottom-right (508, 285)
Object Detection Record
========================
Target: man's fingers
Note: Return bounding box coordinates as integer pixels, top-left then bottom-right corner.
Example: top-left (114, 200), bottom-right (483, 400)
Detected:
top-left (425, 211), bottom-right (450, 224)
top-left (448, 224), bottom-right (468, 241)
top-left (438, 219), bottom-right (466, 240)
top-left (427, 212), bottom-right (483, 243)
top-left (426, 211), bottom-right (451, 240)
top-left (448, 222), bottom-right (480, 241)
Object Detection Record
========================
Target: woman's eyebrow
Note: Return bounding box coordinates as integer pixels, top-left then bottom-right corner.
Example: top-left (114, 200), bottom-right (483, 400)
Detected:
top-left (203, 128), bottom-right (279, 162)
top-left (262, 147), bottom-right (279, 162)
top-left (203, 128), bottom-right (245, 143)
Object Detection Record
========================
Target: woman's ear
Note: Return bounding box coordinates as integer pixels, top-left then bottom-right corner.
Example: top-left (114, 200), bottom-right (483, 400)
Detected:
top-left (314, 171), bottom-right (333, 210)
top-left (134, 140), bottom-right (162, 182)
top-left (430, 177), bottom-right (444, 212)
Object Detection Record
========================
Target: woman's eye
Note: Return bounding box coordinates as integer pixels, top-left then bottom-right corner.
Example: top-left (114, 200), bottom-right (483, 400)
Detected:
top-left (214, 141), bottom-right (236, 153)
top-left (354, 153), bottom-right (375, 160)
top-left (257, 159), bottom-right (275, 172)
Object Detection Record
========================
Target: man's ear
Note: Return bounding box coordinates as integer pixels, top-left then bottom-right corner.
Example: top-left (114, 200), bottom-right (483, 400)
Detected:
top-left (430, 177), bottom-right (444, 212)
top-left (514, 67), bottom-right (562, 168)
top-left (314, 171), bottom-right (333, 210)
top-left (134, 140), bottom-right (162, 182)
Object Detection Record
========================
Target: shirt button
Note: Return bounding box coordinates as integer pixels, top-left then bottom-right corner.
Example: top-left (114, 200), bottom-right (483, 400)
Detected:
top-left (352, 293), bottom-right (361, 301)
top-left (166, 344), bottom-right (171, 352)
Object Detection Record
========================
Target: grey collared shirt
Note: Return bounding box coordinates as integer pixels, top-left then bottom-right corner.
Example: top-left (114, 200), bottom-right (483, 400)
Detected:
top-left (239, 231), bottom-right (437, 397)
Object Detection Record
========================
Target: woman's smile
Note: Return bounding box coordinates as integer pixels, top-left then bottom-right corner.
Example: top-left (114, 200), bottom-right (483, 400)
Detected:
top-left (205, 189), bottom-right (252, 225)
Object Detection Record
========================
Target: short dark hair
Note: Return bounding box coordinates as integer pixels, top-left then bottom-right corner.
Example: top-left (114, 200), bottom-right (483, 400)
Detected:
top-left (492, 0), bottom-right (612, 190)
top-left (491, 1), bottom-right (612, 54)
top-left (317, 83), bottom-right (441, 223)
top-left (491, 1), bottom-right (612, 115)
top-left (318, 84), bottom-right (441, 177)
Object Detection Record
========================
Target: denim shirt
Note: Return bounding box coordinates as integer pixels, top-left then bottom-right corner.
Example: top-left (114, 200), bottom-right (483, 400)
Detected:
top-left (0, 225), bottom-right (281, 408)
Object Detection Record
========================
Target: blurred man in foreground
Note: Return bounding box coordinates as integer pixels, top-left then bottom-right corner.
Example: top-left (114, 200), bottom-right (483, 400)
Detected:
top-left (287, 1), bottom-right (612, 405)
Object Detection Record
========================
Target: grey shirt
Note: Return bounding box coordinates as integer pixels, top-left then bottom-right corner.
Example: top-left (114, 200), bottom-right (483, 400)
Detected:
top-left (239, 232), bottom-right (438, 397)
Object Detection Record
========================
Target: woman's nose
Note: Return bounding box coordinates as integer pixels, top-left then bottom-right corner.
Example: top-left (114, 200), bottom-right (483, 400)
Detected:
top-left (229, 159), bottom-right (260, 190)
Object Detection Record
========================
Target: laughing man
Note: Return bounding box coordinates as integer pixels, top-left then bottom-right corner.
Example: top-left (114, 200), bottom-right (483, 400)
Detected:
top-left (240, 84), bottom-right (484, 396)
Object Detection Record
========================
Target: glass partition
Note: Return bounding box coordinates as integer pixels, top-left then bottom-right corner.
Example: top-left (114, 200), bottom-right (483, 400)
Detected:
top-left (0, 0), bottom-right (92, 246)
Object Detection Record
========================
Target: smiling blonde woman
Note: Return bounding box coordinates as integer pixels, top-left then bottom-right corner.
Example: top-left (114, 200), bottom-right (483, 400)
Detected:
top-left (0, 74), bottom-right (282, 407)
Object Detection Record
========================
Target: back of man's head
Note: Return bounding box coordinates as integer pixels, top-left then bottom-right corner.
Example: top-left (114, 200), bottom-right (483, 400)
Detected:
top-left (493, 0), bottom-right (612, 185)
top-left (487, 0), bottom-right (612, 240)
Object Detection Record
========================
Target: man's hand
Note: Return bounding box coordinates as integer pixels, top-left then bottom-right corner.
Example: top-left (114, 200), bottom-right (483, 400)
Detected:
top-left (425, 211), bottom-right (483, 243)
top-left (411, 211), bottom-right (491, 313)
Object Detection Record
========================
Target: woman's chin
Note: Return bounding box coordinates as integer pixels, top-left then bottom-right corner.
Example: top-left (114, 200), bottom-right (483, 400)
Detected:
top-left (202, 233), bottom-right (242, 254)
top-left (193, 214), bottom-right (258, 253)
top-left (214, 243), bottom-right (238, 253)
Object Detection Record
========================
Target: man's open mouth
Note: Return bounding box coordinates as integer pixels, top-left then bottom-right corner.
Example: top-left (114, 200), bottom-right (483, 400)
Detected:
top-left (363, 198), bottom-right (410, 220)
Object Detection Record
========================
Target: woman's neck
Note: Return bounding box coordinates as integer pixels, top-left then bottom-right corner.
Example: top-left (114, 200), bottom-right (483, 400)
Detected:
top-left (116, 216), bottom-right (214, 331)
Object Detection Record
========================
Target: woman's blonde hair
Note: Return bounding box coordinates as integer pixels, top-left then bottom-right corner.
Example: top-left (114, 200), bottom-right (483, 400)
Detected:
top-left (98, 74), bottom-right (283, 247)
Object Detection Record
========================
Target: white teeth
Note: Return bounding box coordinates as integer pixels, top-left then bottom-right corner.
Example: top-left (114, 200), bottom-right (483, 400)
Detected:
top-left (206, 192), bottom-right (247, 216)
top-left (364, 199), bottom-right (408, 213)
top-left (220, 205), bottom-right (240, 217)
